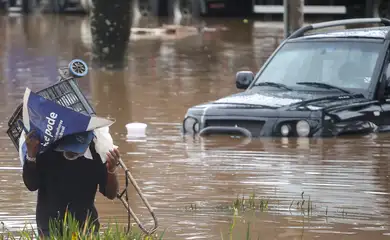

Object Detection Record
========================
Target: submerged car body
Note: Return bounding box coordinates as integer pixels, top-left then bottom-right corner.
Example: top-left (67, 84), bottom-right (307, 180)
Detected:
top-left (182, 18), bottom-right (390, 138)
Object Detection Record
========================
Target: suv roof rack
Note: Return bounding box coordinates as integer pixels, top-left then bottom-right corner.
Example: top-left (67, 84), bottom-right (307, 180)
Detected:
top-left (288, 18), bottom-right (390, 39)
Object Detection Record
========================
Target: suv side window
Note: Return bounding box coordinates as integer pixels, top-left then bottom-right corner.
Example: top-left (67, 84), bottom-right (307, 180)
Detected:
top-left (381, 50), bottom-right (390, 99)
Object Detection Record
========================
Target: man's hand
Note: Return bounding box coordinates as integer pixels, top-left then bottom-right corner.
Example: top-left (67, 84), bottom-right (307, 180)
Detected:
top-left (106, 148), bottom-right (120, 173)
top-left (25, 130), bottom-right (40, 158)
top-left (104, 148), bottom-right (120, 199)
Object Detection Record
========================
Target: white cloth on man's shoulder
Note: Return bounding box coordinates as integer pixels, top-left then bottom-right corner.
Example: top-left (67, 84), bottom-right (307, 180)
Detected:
top-left (84, 126), bottom-right (118, 163)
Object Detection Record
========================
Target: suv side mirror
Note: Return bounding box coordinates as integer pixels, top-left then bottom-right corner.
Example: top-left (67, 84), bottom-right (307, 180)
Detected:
top-left (236, 71), bottom-right (254, 89)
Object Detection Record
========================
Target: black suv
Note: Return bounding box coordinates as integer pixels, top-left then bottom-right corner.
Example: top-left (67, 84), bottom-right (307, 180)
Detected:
top-left (182, 18), bottom-right (390, 138)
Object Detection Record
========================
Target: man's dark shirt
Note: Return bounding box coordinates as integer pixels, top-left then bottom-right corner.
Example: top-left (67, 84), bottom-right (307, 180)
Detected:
top-left (22, 144), bottom-right (108, 235)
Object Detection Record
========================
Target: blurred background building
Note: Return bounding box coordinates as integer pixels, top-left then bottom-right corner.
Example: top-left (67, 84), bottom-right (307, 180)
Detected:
top-left (0, 0), bottom-right (388, 20)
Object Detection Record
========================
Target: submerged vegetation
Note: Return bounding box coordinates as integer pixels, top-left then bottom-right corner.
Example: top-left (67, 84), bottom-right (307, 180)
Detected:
top-left (186, 191), bottom-right (318, 240)
top-left (186, 191), bottom-right (316, 216)
top-left (1, 192), bottom-right (346, 240)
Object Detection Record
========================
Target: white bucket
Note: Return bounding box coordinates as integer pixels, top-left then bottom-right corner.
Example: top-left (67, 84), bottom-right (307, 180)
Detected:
top-left (126, 122), bottom-right (147, 138)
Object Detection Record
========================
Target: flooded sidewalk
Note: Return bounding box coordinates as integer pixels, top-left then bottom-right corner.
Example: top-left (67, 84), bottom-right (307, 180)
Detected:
top-left (0, 14), bottom-right (389, 239)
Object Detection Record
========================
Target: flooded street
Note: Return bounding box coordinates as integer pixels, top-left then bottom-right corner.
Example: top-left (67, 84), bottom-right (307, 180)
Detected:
top-left (1, 14), bottom-right (390, 239)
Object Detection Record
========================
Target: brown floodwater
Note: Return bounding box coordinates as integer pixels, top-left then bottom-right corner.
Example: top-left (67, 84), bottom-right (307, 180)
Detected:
top-left (0, 13), bottom-right (390, 240)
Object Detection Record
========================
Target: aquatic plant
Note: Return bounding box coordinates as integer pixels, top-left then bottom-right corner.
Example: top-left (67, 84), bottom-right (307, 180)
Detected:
top-left (0, 209), bottom-right (165, 240)
top-left (186, 191), bottom-right (319, 217)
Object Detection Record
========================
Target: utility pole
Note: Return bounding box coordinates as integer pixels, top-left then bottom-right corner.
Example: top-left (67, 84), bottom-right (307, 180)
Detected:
top-left (284, 0), bottom-right (304, 38)
top-left (90, 0), bottom-right (133, 70)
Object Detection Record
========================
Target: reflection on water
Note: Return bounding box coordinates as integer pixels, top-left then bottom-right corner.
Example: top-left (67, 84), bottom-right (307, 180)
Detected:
top-left (0, 14), bottom-right (390, 239)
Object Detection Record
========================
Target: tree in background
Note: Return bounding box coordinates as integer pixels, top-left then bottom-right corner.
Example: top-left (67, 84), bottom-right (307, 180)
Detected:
top-left (90, 0), bottom-right (133, 70)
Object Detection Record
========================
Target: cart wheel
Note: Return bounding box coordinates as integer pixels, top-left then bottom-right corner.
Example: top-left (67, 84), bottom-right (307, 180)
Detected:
top-left (68, 59), bottom-right (88, 78)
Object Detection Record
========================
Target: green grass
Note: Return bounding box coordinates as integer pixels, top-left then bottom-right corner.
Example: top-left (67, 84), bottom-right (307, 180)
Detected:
top-left (0, 209), bottom-right (166, 240)
top-left (0, 209), bottom-right (253, 240)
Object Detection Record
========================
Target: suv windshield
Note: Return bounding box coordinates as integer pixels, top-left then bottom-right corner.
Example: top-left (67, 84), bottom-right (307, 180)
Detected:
top-left (251, 40), bottom-right (383, 92)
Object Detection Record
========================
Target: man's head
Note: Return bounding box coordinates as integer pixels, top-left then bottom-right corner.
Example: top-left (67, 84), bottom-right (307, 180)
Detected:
top-left (55, 131), bottom-right (95, 160)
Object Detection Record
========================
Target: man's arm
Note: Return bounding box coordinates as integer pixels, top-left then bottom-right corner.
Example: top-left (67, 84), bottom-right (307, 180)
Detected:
top-left (92, 144), bottom-right (119, 200)
top-left (22, 155), bottom-right (41, 191)
top-left (104, 149), bottom-right (121, 199)
top-left (23, 130), bottom-right (42, 191)
top-left (104, 165), bottom-right (119, 200)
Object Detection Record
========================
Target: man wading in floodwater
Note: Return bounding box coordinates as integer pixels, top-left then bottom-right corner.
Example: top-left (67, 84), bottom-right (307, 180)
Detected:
top-left (22, 130), bottom-right (120, 237)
